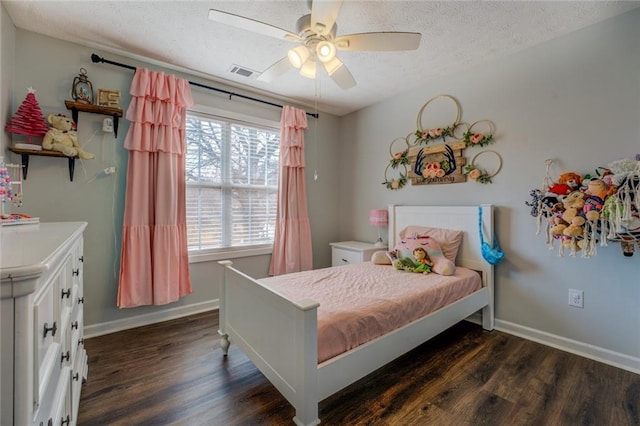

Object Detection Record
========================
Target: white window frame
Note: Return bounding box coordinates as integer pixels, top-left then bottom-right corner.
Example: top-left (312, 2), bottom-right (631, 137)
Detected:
top-left (186, 105), bottom-right (280, 264)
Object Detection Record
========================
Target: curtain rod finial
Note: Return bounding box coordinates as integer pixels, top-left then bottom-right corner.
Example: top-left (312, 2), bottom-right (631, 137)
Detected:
top-left (91, 54), bottom-right (102, 63)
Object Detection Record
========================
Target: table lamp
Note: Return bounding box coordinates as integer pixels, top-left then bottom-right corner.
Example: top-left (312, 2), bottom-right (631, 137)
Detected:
top-left (369, 209), bottom-right (388, 247)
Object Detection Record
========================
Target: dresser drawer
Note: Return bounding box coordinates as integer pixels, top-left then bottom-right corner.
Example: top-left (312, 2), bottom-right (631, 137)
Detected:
top-left (70, 309), bottom-right (83, 364)
top-left (34, 279), bottom-right (61, 406)
top-left (59, 254), bottom-right (74, 320)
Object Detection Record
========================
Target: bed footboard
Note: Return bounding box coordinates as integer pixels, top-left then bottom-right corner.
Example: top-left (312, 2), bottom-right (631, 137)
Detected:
top-left (218, 261), bottom-right (321, 426)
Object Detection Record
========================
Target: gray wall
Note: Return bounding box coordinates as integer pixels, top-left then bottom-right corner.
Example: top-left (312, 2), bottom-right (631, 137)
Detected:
top-left (1, 3), bottom-right (14, 152)
top-left (5, 28), bottom-right (342, 329)
top-left (0, 4), bottom-right (14, 420)
top-left (339, 9), bottom-right (640, 362)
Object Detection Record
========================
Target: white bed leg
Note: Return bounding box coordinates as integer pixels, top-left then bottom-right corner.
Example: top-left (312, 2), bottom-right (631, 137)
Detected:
top-left (293, 415), bottom-right (320, 426)
top-left (482, 304), bottom-right (494, 330)
top-left (219, 331), bottom-right (230, 356)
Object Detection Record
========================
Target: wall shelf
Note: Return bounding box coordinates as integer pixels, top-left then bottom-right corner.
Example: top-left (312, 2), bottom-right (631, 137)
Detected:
top-left (8, 147), bottom-right (78, 181)
top-left (64, 100), bottom-right (123, 137)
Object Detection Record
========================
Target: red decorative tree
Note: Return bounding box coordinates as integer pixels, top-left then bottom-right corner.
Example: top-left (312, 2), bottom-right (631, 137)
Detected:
top-left (5, 87), bottom-right (49, 144)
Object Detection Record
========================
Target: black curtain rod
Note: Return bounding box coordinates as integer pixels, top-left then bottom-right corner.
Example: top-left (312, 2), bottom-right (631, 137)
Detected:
top-left (90, 53), bottom-right (319, 119)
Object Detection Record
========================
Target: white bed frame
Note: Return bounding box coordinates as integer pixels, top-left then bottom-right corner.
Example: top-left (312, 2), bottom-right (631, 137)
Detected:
top-left (218, 204), bottom-right (495, 425)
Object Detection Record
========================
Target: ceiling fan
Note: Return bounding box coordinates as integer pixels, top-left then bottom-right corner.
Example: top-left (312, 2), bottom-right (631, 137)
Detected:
top-left (208, 0), bottom-right (421, 89)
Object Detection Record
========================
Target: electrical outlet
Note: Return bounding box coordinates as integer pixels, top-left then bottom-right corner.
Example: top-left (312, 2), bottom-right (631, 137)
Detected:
top-left (568, 289), bottom-right (584, 308)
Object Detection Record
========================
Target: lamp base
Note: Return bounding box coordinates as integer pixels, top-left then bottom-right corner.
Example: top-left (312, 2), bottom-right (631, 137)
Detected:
top-left (374, 237), bottom-right (386, 248)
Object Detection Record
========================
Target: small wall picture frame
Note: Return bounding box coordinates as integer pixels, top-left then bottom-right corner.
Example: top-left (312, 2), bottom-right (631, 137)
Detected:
top-left (97, 89), bottom-right (121, 108)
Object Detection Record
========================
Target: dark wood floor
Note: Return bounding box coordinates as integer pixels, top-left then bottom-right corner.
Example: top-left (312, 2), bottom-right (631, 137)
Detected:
top-left (78, 311), bottom-right (639, 426)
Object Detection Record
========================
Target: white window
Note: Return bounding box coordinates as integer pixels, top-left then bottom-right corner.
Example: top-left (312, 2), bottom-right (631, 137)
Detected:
top-left (185, 109), bottom-right (279, 257)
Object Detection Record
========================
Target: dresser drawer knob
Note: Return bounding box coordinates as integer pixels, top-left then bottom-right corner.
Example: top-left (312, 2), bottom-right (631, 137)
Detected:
top-left (79, 255), bottom-right (84, 263)
top-left (341, 258), bottom-right (348, 263)
top-left (78, 338), bottom-right (84, 347)
top-left (61, 350), bottom-right (70, 364)
top-left (43, 322), bottom-right (57, 338)
top-left (61, 415), bottom-right (70, 426)
top-left (72, 268), bottom-right (80, 276)
top-left (72, 321), bottom-right (79, 330)
top-left (61, 288), bottom-right (71, 299)
top-left (73, 372), bottom-right (80, 381)
top-left (78, 296), bottom-right (85, 304)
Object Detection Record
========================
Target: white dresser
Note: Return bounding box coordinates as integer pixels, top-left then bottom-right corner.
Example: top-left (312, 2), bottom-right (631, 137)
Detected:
top-left (330, 241), bottom-right (386, 266)
top-left (1, 222), bottom-right (88, 426)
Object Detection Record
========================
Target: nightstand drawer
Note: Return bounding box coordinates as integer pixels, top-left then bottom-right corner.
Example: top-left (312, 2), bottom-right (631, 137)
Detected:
top-left (332, 248), bottom-right (363, 266)
top-left (330, 241), bottom-right (385, 267)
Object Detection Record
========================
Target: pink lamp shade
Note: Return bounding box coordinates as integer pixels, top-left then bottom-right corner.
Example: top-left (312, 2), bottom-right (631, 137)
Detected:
top-left (369, 209), bottom-right (388, 226)
top-left (369, 209), bottom-right (388, 247)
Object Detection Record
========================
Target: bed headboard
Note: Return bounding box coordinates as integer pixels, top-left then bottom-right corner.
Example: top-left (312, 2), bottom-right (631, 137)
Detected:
top-left (388, 204), bottom-right (495, 280)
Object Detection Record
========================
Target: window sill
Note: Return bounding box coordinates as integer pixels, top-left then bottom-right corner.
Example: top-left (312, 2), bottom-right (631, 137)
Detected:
top-left (188, 246), bottom-right (272, 264)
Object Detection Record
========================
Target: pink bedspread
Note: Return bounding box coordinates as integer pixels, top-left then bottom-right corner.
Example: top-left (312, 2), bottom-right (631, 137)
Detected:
top-left (259, 263), bottom-right (482, 363)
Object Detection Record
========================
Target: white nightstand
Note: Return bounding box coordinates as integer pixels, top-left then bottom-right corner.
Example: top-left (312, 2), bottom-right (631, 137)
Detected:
top-left (330, 241), bottom-right (387, 266)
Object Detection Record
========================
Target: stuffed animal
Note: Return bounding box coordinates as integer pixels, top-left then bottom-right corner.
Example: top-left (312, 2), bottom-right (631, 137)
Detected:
top-left (388, 235), bottom-right (455, 275)
top-left (42, 114), bottom-right (95, 159)
top-left (558, 172), bottom-right (583, 191)
top-left (547, 171), bottom-right (584, 196)
top-left (561, 191), bottom-right (588, 238)
top-left (392, 256), bottom-right (427, 274)
top-left (561, 191), bottom-right (587, 223)
top-left (583, 179), bottom-right (613, 221)
top-left (391, 251), bottom-right (432, 274)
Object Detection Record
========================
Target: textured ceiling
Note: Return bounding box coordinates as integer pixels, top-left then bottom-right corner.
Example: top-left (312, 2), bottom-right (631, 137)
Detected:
top-left (4, 1), bottom-right (639, 116)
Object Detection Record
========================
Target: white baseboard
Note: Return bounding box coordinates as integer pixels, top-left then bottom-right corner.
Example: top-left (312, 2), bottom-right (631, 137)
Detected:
top-left (84, 300), bottom-right (219, 339)
top-left (494, 319), bottom-right (640, 375)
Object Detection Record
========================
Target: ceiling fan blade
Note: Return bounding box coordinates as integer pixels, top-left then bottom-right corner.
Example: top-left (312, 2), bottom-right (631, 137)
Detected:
top-left (334, 32), bottom-right (422, 51)
top-left (208, 9), bottom-right (301, 42)
top-left (323, 58), bottom-right (356, 90)
top-left (256, 57), bottom-right (293, 83)
top-left (310, 0), bottom-right (343, 36)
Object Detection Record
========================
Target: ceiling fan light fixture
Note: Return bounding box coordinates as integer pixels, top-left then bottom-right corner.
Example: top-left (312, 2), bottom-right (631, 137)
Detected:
top-left (316, 41), bottom-right (336, 63)
top-left (299, 59), bottom-right (317, 79)
top-left (288, 45), bottom-right (310, 69)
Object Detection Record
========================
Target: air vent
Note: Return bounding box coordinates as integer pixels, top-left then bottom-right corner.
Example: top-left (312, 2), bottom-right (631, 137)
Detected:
top-left (228, 64), bottom-right (260, 79)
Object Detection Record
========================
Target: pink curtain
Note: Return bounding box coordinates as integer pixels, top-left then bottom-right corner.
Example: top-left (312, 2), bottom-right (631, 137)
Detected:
top-left (269, 106), bottom-right (313, 275)
top-left (117, 68), bottom-right (194, 307)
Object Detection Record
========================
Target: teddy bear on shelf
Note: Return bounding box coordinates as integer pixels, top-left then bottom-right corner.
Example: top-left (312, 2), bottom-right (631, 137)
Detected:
top-left (42, 114), bottom-right (95, 159)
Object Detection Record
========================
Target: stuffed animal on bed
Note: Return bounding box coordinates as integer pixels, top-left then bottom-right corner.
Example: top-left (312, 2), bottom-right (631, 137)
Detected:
top-left (388, 235), bottom-right (456, 275)
top-left (391, 249), bottom-right (432, 274)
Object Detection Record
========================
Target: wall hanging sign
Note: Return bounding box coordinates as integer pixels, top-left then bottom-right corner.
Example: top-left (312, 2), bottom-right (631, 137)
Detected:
top-left (407, 141), bottom-right (467, 185)
top-left (382, 94), bottom-right (501, 190)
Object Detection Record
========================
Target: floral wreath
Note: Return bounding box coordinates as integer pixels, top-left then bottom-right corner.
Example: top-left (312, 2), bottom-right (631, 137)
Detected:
top-left (414, 95), bottom-right (461, 145)
top-left (383, 163), bottom-right (408, 190)
top-left (464, 150), bottom-right (502, 184)
top-left (462, 120), bottom-right (495, 148)
top-left (388, 136), bottom-right (410, 168)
